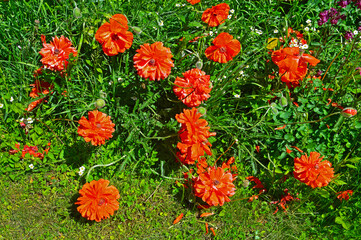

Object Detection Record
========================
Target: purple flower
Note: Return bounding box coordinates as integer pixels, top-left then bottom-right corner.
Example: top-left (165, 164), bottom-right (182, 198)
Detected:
top-left (330, 17), bottom-right (339, 25)
top-left (337, 0), bottom-right (349, 7)
top-left (344, 31), bottom-right (354, 40)
top-left (358, 26), bottom-right (361, 31)
top-left (316, 70), bottom-right (323, 77)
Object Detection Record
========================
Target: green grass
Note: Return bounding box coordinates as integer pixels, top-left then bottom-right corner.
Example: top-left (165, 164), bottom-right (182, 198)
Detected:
top-left (1, 0), bottom-right (361, 239)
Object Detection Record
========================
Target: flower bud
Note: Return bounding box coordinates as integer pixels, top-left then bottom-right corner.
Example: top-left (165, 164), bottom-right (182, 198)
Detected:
top-left (95, 99), bottom-right (106, 109)
top-left (341, 107), bottom-right (357, 118)
top-left (73, 7), bottom-right (82, 19)
top-left (132, 26), bottom-right (142, 35)
top-left (196, 60), bottom-right (203, 69)
top-left (198, 107), bottom-right (207, 116)
top-left (279, 96), bottom-right (288, 107)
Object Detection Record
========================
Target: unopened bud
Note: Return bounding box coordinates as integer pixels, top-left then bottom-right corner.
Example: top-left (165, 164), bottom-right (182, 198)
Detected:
top-left (270, 102), bottom-right (278, 114)
top-left (279, 96), bottom-right (288, 107)
top-left (341, 107), bottom-right (357, 118)
top-left (132, 26), bottom-right (142, 35)
top-left (198, 107), bottom-right (207, 116)
top-left (196, 60), bottom-right (203, 69)
top-left (95, 99), bottom-right (106, 108)
top-left (73, 7), bottom-right (82, 19)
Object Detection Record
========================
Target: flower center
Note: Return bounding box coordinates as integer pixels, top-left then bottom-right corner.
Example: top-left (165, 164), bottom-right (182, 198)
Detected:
top-left (53, 48), bottom-right (60, 56)
top-left (213, 180), bottom-right (220, 186)
top-left (149, 59), bottom-right (156, 66)
top-left (98, 198), bottom-right (106, 206)
top-left (96, 123), bottom-right (102, 129)
top-left (314, 164), bottom-right (319, 170)
top-left (111, 33), bottom-right (120, 41)
top-left (219, 47), bottom-right (227, 53)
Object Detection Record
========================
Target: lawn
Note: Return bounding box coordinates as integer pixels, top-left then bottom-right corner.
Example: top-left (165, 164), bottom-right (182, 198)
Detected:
top-left (1, 0), bottom-right (361, 239)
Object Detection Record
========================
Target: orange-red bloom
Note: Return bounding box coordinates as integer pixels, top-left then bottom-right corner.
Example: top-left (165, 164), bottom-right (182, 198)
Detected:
top-left (78, 110), bottom-right (115, 146)
top-left (293, 152), bottom-right (334, 188)
top-left (29, 80), bottom-right (53, 98)
top-left (39, 35), bottom-right (77, 72)
top-left (336, 190), bottom-right (353, 202)
top-left (25, 98), bottom-right (46, 111)
top-left (246, 176), bottom-right (265, 189)
top-left (75, 179), bottom-right (120, 222)
top-left (95, 14), bottom-right (133, 56)
top-left (133, 42), bottom-right (174, 81)
top-left (271, 47), bottom-right (320, 88)
top-left (175, 108), bottom-right (216, 164)
top-left (193, 166), bottom-right (236, 206)
top-left (186, 0), bottom-right (200, 5)
top-left (173, 68), bottom-right (212, 107)
top-left (205, 32), bottom-right (241, 63)
top-left (201, 3), bottom-right (230, 27)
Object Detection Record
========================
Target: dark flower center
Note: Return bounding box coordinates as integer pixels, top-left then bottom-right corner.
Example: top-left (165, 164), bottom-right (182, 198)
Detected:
top-left (219, 47), bottom-right (227, 53)
top-left (213, 180), bottom-right (220, 186)
top-left (111, 33), bottom-right (120, 41)
top-left (96, 123), bottom-right (102, 129)
top-left (98, 198), bottom-right (106, 206)
top-left (212, 13), bottom-right (218, 17)
top-left (53, 48), bottom-right (60, 56)
top-left (149, 59), bottom-right (156, 66)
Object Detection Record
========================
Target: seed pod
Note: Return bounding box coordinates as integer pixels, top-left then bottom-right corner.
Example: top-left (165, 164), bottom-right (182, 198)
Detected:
top-left (132, 26), bottom-right (142, 35)
top-left (198, 107), bottom-right (207, 116)
top-left (196, 60), bottom-right (203, 69)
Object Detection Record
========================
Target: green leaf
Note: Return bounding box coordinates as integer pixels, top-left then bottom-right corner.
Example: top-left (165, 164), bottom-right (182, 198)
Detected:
top-left (335, 217), bottom-right (350, 230)
top-left (284, 133), bottom-right (295, 142)
top-left (345, 164), bottom-right (357, 169)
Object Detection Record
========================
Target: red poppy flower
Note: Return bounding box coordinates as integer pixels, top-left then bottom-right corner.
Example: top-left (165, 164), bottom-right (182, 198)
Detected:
top-left (336, 190), bottom-right (353, 202)
top-left (271, 47), bottom-right (320, 88)
top-left (177, 141), bottom-right (213, 164)
top-left (25, 97), bottom-right (46, 111)
top-left (193, 166), bottom-right (236, 206)
top-left (75, 179), bottom-right (120, 222)
top-left (205, 32), bottom-right (241, 63)
top-left (77, 110), bottom-right (115, 146)
top-left (173, 68), bottom-right (212, 107)
top-left (201, 3), bottom-right (230, 27)
top-left (246, 176), bottom-right (265, 189)
top-left (133, 42), bottom-right (174, 81)
top-left (176, 108), bottom-right (216, 144)
top-left (29, 80), bottom-right (53, 98)
top-left (293, 152), bottom-right (334, 188)
top-left (186, 0), bottom-right (200, 5)
top-left (39, 35), bottom-right (78, 72)
top-left (95, 14), bottom-right (133, 56)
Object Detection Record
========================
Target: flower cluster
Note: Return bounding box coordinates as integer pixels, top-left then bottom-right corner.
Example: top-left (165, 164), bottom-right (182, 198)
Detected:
top-left (175, 108), bottom-right (216, 165)
top-left (9, 142), bottom-right (51, 159)
top-left (318, 8), bottom-right (346, 26)
top-left (173, 68), bottom-right (212, 107)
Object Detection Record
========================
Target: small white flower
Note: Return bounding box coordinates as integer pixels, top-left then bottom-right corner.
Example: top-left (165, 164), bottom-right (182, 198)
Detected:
top-left (175, 3), bottom-right (180, 7)
top-left (304, 27), bottom-right (309, 31)
top-left (274, 29), bottom-right (279, 34)
top-left (300, 44), bottom-right (309, 49)
top-left (159, 20), bottom-right (164, 27)
top-left (26, 117), bottom-right (34, 124)
top-left (353, 30), bottom-right (358, 35)
top-left (228, 15), bottom-right (232, 19)
top-left (29, 164), bottom-right (34, 169)
top-left (153, 26), bottom-right (157, 30)
top-left (255, 29), bottom-right (263, 35)
top-left (250, 27), bottom-right (254, 31)
top-left (10, 97), bottom-right (14, 102)
top-left (235, 139), bottom-right (239, 143)
top-left (230, 9), bottom-right (235, 14)
top-left (79, 166), bottom-right (85, 172)
top-left (245, 65), bottom-right (249, 68)
top-left (234, 94), bottom-right (240, 98)
top-left (223, 75), bottom-right (227, 79)
top-left (118, 77), bottom-right (122, 82)
top-left (78, 170), bottom-right (84, 176)
top-left (18, 45), bottom-right (22, 50)
top-left (181, 3), bottom-right (185, 6)
top-left (240, 70), bottom-right (245, 76)
top-left (311, 27), bottom-right (316, 31)
top-left (306, 19), bottom-right (312, 24)
top-left (0, 103), bottom-right (3, 108)
top-left (209, 31), bottom-right (213, 36)
top-left (109, 81), bottom-right (113, 85)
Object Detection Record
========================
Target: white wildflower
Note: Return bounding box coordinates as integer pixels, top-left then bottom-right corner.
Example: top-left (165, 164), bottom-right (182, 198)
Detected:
top-left (306, 19), bottom-right (312, 24)
top-left (353, 30), bottom-right (358, 35)
top-left (79, 166), bottom-right (85, 172)
top-left (153, 26), bottom-right (157, 30)
top-left (228, 15), bottom-right (232, 19)
top-left (255, 29), bottom-right (263, 35)
top-left (209, 31), bottom-right (213, 36)
top-left (175, 3), bottom-right (180, 7)
top-left (0, 103), bottom-right (3, 108)
top-left (274, 29), bottom-right (279, 34)
top-left (10, 97), bottom-right (14, 102)
top-left (29, 164), bottom-right (34, 169)
top-left (234, 94), bottom-right (240, 98)
top-left (78, 170), bottom-right (84, 176)
top-left (26, 117), bottom-right (34, 124)
top-left (159, 20), bottom-right (164, 27)
top-left (230, 9), bottom-right (234, 14)
top-left (304, 27), bottom-right (309, 31)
